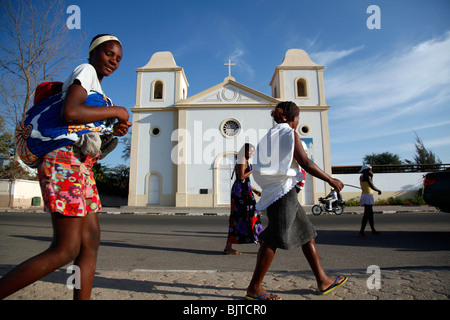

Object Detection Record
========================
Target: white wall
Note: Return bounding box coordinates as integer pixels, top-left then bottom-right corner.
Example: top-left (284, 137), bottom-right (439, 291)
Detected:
top-left (135, 111), bottom-right (174, 195)
top-left (140, 72), bottom-right (176, 107)
top-left (285, 69), bottom-right (320, 106)
top-left (0, 179), bottom-right (42, 208)
top-left (333, 172), bottom-right (425, 201)
top-left (185, 108), bottom-right (273, 194)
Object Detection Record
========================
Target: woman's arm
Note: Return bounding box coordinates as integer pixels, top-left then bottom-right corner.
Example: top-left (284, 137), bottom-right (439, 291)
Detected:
top-left (235, 156), bottom-right (252, 180)
top-left (368, 177), bottom-right (382, 195)
top-left (62, 82), bottom-right (130, 124)
top-left (293, 131), bottom-right (344, 192)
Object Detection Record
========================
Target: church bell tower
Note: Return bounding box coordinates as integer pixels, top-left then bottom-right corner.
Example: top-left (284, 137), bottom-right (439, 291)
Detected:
top-left (270, 49), bottom-right (332, 204)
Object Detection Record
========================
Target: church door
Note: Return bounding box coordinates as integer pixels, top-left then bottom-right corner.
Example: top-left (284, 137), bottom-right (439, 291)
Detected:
top-left (148, 174), bottom-right (160, 205)
top-left (217, 153), bottom-right (235, 205)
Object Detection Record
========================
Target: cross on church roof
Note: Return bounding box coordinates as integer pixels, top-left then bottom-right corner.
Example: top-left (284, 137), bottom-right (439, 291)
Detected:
top-left (224, 59), bottom-right (235, 77)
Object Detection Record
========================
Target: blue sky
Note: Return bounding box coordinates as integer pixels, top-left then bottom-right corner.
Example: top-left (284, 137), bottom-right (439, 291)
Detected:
top-left (62, 0), bottom-right (450, 167)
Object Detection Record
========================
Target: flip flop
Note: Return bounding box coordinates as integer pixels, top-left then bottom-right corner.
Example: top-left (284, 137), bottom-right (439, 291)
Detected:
top-left (318, 276), bottom-right (348, 295)
top-left (245, 292), bottom-right (281, 300)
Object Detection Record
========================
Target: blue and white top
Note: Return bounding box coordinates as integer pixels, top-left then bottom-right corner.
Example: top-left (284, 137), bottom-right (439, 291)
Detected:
top-left (15, 64), bottom-right (114, 167)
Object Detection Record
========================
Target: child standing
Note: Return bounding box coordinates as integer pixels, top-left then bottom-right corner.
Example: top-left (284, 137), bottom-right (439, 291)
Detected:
top-left (0, 34), bottom-right (131, 300)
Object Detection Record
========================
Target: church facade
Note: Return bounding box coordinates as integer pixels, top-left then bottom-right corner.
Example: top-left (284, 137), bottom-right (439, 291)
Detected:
top-left (128, 49), bottom-right (332, 207)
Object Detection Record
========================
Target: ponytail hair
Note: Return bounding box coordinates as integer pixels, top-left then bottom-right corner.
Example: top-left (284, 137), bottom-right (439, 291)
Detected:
top-left (271, 101), bottom-right (299, 123)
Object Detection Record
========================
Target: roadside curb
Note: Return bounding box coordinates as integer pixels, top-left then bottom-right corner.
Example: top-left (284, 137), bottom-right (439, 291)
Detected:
top-left (1, 205), bottom-right (440, 216)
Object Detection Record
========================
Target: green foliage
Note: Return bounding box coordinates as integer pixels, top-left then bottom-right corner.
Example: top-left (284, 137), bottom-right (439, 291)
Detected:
top-left (344, 198), bottom-right (360, 207)
top-left (363, 151), bottom-right (403, 165)
top-left (362, 133), bottom-right (442, 167)
top-left (0, 116), bottom-right (14, 157)
top-left (344, 189), bottom-right (425, 207)
top-left (404, 132), bottom-right (441, 165)
top-left (92, 163), bottom-right (129, 197)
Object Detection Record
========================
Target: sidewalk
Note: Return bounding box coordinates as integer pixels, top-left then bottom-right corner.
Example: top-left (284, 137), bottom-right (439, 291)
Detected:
top-left (3, 266), bottom-right (449, 300)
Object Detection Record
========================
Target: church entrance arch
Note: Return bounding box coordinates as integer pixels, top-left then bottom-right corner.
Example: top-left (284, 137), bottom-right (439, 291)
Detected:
top-left (215, 152), bottom-right (236, 205)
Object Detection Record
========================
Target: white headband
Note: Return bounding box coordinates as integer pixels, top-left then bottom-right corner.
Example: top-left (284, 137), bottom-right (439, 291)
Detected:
top-left (88, 35), bottom-right (122, 54)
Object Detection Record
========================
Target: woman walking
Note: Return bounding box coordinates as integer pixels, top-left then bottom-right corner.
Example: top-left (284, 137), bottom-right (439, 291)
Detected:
top-left (359, 164), bottom-right (382, 237)
top-left (245, 101), bottom-right (347, 300)
top-left (224, 143), bottom-right (262, 255)
top-left (0, 34), bottom-right (131, 300)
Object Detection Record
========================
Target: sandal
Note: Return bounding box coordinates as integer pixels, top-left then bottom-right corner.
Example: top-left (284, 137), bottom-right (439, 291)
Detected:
top-left (318, 276), bottom-right (348, 295)
top-left (223, 249), bottom-right (241, 255)
top-left (245, 292), bottom-right (281, 300)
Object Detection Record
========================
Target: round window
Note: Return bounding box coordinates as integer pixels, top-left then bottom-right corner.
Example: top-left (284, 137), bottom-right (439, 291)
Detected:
top-left (220, 119), bottom-right (241, 138)
top-left (150, 126), bottom-right (161, 137)
top-left (299, 125), bottom-right (310, 136)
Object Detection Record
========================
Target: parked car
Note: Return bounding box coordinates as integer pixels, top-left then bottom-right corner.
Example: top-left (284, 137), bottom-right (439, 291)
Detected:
top-left (423, 170), bottom-right (450, 213)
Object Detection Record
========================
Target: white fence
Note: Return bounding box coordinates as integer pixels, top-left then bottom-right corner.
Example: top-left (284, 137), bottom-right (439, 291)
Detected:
top-left (333, 172), bottom-right (425, 202)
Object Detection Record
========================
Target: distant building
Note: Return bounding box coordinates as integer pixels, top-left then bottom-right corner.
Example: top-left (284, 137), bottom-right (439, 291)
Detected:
top-left (128, 49), bottom-right (332, 207)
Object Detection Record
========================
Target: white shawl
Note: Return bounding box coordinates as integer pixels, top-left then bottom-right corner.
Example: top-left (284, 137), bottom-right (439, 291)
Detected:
top-left (253, 123), bottom-right (305, 211)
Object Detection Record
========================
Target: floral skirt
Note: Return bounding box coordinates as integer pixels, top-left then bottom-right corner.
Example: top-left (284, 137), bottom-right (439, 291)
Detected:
top-left (227, 179), bottom-right (262, 244)
top-left (37, 145), bottom-right (101, 216)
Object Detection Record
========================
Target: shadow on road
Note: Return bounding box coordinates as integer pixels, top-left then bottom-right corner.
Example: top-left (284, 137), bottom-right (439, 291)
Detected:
top-left (315, 229), bottom-right (450, 252)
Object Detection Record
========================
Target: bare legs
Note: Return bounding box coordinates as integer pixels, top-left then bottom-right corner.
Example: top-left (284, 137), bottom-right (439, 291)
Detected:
top-left (247, 243), bottom-right (278, 299)
top-left (0, 212), bottom-right (100, 300)
top-left (302, 239), bottom-right (346, 291)
top-left (360, 205), bottom-right (379, 236)
top-left (247, 239), bottom-right (346, 299)
top-left (72, 212), bottom-right (100, 299)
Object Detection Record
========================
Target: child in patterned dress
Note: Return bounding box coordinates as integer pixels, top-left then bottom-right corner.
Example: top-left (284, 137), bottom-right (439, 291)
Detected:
top-left (0, 34), bottom-right (131, 300)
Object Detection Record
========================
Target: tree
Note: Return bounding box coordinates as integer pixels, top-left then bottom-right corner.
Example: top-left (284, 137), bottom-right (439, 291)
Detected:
top-left (0, 115), bottom-right (13, 157)
top-left (363, 151), bottom-right (403, 165)
top-left (0, 0), bottom-right (84, 130)
top-left (0, 159), bottom-right (38, 180)
top-left (407, 132), bottom-right (441, 165)
top-left (120, 133), bottom-right (131, 160)
top-left (403, 132), bottom-right (442, 171)
top-left (93, 163), bottom-right (129, 197)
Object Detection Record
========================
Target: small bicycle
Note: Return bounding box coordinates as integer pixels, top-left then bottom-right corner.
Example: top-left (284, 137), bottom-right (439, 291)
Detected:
top-left (312, 197), bottom-right (345, 215)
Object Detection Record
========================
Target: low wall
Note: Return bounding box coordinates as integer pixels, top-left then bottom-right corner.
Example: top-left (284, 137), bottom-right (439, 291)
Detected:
top-left (333, 172), bottom-right (424, 203)
top-left (0, 179), bottom-right (43, 208)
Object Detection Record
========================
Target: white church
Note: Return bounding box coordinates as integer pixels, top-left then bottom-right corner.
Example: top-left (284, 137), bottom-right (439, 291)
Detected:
top-left (127, 49), bottom-right (332, 207)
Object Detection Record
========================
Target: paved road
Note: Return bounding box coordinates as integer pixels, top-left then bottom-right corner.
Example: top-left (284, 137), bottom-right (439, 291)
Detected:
top-left (1, 211), bottom-right (449, 303)
top-left (1, 211), bottom-right (449, 272)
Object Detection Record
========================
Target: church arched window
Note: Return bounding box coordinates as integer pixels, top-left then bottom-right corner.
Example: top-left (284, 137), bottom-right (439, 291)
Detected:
top-left (296, 78), bottom-right (307, 98)
top-left (152, 80), bottom-right (164, 101)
